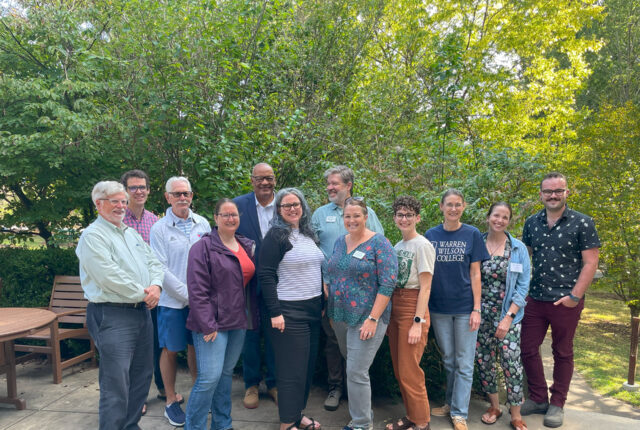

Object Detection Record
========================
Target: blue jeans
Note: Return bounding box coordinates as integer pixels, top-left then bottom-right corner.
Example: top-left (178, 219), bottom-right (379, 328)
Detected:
top-left (431, 313), bottom-right (478, 419)
top-left (86, 303), bottom-right (153, 430)
top-left (186, 330), bottom-right (246, 430)
top-left (242, 297), bottom-right (277, 389)
top-left (332, 320), bottom-right (388, 429)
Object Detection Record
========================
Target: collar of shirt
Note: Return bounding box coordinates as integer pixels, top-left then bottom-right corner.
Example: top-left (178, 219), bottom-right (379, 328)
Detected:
top-left (536, 205), bottom-right (571, 225)
top-left (125, 207), bottom-right (145, 222)
top-left (327, 202), bottom-right (343, 214)
top-left (96, 215), bottom-right (128, 232)
top-left (254, 194), bottom-right (275, 210)
top-left (165, 207), bottom-right (195, 225)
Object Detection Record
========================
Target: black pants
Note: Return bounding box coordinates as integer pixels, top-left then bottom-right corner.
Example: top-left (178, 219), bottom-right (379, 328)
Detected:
top-left (150, 305), bottom-right (164, 391)
top-left (268, 295), bottom-right (322, 423)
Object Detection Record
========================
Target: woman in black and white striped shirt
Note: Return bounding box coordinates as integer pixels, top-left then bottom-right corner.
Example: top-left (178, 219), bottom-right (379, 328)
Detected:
top-left (259, 187), bottom-right (324, 430)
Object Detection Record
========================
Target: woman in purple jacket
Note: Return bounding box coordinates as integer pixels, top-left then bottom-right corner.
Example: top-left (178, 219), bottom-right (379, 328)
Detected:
top-left (185, 198), bottom-right (258, 430)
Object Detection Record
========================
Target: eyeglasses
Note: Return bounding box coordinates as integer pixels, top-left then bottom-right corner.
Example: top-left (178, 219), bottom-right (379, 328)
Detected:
top-left (217, 213), bottom-right (240, 219)
top-left (251, 175), bottom-right (275, 183)
top-left (541, 189), bottom-right (566, 196)
top-left (344, 196), bottom-right (365, 205)
top-left (99, 198), bottom-right (128, 206)
top-left (394, 212), bottom-right (416, 220)
top-left (278, 202), bottom-right (301, 210)
top-left (127, 185), bottom-right (148, 192)
top-left (168, 191), bottom-right (193, 198)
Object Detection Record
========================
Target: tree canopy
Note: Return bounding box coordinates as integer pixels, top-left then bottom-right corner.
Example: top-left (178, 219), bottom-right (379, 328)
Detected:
top-left (1, 1), bottom-right (638, 313)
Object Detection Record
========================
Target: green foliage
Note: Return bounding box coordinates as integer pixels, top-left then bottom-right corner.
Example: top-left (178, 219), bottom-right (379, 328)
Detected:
top-left (573, 0), bottom-right (640, 317)
top-left (570, 104), bottom-right (640, 317)
top-left (0, 247), bottom-right (78, 307)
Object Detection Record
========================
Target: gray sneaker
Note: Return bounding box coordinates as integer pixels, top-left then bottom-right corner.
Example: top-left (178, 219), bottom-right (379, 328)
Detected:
top-left (521, 398), bottom-right (549, 416)
top-left (543, 405), bottom-right (564, 428)
top-left (324, 388), bottom-right (341, 411)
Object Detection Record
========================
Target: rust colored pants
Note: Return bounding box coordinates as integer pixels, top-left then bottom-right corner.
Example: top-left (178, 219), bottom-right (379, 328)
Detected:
top-left (387, 289), bottom-right (430, 425)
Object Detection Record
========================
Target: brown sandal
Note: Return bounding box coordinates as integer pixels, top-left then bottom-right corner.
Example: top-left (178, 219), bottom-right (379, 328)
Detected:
top-left (385, 416), bottom-right (415, 430)
top-left (481, 406), bottom-right (503, 425)
top-left (510, 419), bottom-right (527, 430)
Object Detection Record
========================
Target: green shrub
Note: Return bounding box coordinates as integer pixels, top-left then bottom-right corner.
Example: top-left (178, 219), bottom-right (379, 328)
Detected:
top-left (0, 248), bottom-right (79, 307)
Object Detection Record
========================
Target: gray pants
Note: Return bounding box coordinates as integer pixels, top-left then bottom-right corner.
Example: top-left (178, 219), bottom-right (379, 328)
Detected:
top-left (87, 303), bottom-right (153, 430)
top-left (332, 320), bottom-right (387, 429)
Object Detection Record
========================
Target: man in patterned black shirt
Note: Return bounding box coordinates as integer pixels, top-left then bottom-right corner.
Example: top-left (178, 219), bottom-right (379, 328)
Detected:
top-left (520, 172), bottom-right (600, 428)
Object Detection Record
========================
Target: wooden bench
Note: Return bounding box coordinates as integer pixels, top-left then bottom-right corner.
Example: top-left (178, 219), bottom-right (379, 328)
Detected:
top-left (13, 276), bottom-right (96, 383)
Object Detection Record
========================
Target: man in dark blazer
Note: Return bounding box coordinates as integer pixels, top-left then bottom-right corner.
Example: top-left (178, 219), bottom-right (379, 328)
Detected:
top-left (234, 162), bottom-right (278, 409)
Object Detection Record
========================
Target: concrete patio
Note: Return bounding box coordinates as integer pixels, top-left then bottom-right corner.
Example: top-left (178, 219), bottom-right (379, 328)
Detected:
top-left (1, 344), bottom-right (638, 430)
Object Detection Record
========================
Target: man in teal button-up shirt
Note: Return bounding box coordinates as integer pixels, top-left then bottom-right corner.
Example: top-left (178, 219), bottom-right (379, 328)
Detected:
top-left (77, 180), bottom-right (164, 430)
top-left (311, 165), bottom-right (384, 412)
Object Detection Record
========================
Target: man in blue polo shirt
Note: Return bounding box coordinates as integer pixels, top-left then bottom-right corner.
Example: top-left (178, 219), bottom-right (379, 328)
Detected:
top-left (520, 172), bottom-right (600, 428)
top-left (311, 165), bottom-right (384, 411)
top-left (150, 176), bottom-right (211, 427)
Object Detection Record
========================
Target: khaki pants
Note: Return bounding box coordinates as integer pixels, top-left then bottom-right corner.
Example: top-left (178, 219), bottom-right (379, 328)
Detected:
top-left (387, 289), bottom-right (430, 425)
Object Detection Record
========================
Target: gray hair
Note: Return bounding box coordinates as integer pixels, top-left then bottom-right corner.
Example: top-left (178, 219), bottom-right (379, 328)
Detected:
top-left (91, 181), bottom-right (127, 205)
top-left (165, 176), bottom-right (191, 192)
top-left (323, 165), bottom-right (354, 190)
top-left (270, 188), bottom-right (317, 242)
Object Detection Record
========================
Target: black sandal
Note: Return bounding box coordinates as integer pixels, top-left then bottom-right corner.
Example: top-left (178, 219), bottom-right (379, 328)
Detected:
top-left (386, 416), bottom-right (415, 430)
top-left (299, 416), bottom-right (321, 430)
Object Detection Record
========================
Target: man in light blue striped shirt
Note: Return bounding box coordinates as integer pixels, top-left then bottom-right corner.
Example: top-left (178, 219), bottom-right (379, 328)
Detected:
top-left (77, 180), bottom-right (164, 430)
top-left (150, 176), bottom-right (211, 426)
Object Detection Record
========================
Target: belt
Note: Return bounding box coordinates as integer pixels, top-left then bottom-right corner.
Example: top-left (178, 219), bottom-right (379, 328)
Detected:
top-left (101, 302), bottom-right (146, 309)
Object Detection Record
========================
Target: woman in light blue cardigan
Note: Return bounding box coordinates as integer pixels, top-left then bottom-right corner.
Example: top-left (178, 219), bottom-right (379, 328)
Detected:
top-left (476, 202), bottom-right (531, 430)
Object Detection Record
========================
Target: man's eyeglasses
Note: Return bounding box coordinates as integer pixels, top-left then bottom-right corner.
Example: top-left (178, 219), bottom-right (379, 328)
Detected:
top-left (394, 212), bottom-right (416, 220)
top-left (217, 213), bottom-right (240, 219)
top-left (541, 189), bottom-right (566, 197)
top-left (278, 202), bottom-right (301, 210)
top-left (127, 185), bottom-right (148, 192)
top-left (100, 198), bottom-right (128, 206)
top-left (251, 175), bottom-right (275, 183)
top-left (169, 191), bottom-right (193, 198)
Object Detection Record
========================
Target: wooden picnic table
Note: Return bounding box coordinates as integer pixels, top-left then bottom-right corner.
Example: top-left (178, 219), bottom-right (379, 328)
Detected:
top-left (0, 307), bottom-right (57, 409)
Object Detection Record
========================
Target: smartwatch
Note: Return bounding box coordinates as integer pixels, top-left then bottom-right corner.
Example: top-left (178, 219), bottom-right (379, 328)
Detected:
top-left (414, 316), bottom-right (427, 324)
top-left (367, 315), bottom-right (378, 323)
top-left (507, 312), bottom-right (517, 319)
top-left (569, 293), bottom-right (581, 303)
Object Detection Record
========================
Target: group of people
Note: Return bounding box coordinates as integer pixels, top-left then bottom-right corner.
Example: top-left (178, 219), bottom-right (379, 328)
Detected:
top-left (76, 166), bottom-right (600, 430)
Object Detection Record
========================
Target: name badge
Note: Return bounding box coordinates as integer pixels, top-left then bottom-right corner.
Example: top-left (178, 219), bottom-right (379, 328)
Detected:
top-left (353, 250), bottom-right (365, 260)
top-left (510, 262), bottom-right (523, 273)
top-left (326, 216), bottom-right (337, 223)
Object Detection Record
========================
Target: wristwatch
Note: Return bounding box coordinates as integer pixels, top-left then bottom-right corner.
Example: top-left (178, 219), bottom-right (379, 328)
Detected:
top-left (472, 308), bottom-right (481, 314)
top-left (569, 293), bottom-right (581, 303)
top-left (367, 315), bottom-right (379, 323)
top-left (507, 312), bottom-right (517, 319)
top-left (414, 316), bottom-right (427, 323)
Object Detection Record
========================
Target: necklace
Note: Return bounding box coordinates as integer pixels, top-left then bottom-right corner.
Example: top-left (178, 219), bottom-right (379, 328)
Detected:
top-left (486, 236), bottom-right (506, 256)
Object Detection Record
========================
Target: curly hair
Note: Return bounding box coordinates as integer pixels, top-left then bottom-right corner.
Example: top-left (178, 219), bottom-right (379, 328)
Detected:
top-left (392, 195), bottom-right (421, 215)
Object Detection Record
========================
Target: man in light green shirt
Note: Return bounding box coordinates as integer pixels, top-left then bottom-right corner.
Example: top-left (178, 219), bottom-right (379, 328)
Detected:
top-left (76, 180), bottom-right (163, 430)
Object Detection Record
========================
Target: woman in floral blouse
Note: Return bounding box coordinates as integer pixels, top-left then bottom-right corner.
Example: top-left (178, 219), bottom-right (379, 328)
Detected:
top-left (325, 197), bottom-right (398, 430)
top-left (476, 202), bottom-right (531, 430)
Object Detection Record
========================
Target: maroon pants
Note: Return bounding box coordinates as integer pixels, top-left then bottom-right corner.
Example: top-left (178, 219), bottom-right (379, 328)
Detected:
top-left (520, 297), bottom-right (584, 407)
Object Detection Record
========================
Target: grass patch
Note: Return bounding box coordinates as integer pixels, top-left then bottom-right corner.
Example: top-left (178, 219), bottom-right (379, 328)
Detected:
top-left (574, 291), bottom-right (640, 406)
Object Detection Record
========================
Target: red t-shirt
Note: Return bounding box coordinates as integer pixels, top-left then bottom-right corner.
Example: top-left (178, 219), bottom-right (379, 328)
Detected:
top-left (232, 245), bottom-right (255, 287)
